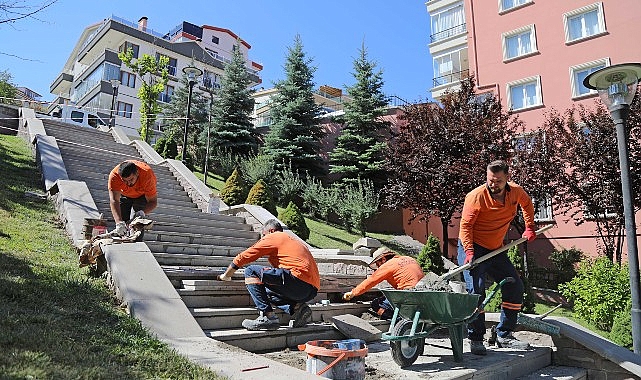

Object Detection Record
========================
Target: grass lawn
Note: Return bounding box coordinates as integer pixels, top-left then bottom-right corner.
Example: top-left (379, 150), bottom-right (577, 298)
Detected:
top-left (0, 136), bottom-right (224, 379)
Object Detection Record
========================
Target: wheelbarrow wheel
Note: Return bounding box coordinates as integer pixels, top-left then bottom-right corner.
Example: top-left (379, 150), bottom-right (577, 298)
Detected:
top-left (390, 318), bottom-right (425, 368)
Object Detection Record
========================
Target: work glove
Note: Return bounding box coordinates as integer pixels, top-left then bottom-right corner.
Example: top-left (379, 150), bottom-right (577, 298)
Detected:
top-left (133, 210), bottom-right (146, 219)
top-left (522, 227), bottom-right (536, 242)
top-left (343, 291), bottom-right (354, 301)
top-left (464, 249), bottom-right (475, 264)
top-left (113, 221), bottom-right (127, 236)
top-left (217, 274), bottom-right (232, 281)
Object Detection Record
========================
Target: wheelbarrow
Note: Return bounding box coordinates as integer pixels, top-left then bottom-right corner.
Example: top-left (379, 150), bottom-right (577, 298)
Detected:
top-left (381, 277), bottom-right (513, 367)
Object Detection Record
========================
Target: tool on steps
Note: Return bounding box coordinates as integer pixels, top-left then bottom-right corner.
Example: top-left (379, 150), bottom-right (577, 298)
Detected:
top-left (516, 303), bottom-right (562, 336)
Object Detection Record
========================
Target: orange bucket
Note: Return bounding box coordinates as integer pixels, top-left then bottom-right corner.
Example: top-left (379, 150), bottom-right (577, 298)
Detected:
top-left (298, 339), bottom-right (367, 380)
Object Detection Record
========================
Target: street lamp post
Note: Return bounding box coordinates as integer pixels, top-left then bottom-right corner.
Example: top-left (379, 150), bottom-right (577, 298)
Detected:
top-left (204, 96), bottom-right (213, 185)
top-left (182, 65), bottom-right (203, 164)
top-left (584, 63), bottom-right (641, 354)
top-left (109, 79), bottom-right (120, 128)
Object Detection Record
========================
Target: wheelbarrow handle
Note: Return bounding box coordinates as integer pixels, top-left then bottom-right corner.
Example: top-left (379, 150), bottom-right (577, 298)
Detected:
top-left (466, 277), bottom-right (515, 323)
top-left (438, 224), bottom-right (554, 283)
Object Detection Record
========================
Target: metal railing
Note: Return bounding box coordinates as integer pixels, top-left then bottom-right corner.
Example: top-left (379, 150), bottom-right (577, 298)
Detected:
top-left (433, 69), bottom-right (470, 87)
top-left (430, 23), bottom-right (467, 43)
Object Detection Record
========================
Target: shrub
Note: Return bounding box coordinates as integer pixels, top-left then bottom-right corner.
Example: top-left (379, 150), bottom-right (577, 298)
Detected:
top-left (276, 163), bottom-right (305, 208)
top-left (241, 154), bottom-right (277, 195)
top-left (302, 175), bottom-right (336, 221)
top-left (245, 179), bottom-right (277, 216)
top-left (417, 234), bottom-right (445, 275)
top-left (278, 201), bottom-right (310, 241)
top-left (220, 168), bottom-right (247, 206)
top-left (610, 299), bottom-right (633, 350)
top-left (212, 149), bottom-right (242, 179)
top-left (550, 247), bottom-right (583, 285)
top-left (559, 257), bottom-right (630, 331)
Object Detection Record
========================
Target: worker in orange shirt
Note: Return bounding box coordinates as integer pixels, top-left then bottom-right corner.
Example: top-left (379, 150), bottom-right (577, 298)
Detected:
top-left (458, 160), bottom-right (537, 355)
top-left (343, 246), bottom-right (424, 320)
top-left (108, 160), bottom-right (158, 236)
top-left (218, 219), bottom-right (320, 331)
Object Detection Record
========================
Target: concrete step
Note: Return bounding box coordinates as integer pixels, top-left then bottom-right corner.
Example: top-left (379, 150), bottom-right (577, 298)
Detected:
top-left (192, 303), bottom-right (372, 330)
top-left (83, 177), bottom-right (188, 194)
top-left (93, 200), bottom-right (211, 219)
top-left (94, 196), bottom-right (197, 210)
top-left (62, 159), bottom-right (175, 180)
top-left (145, 230), bottom-right (257, 247)
top-left (516, 365), bottom-right (587, 380)
top-left (56, 139), bottom-right (138, 157)
top-left (88, 187), bottom-right (194, 204)
top-left (156, 253), bottom-right (256, 267)
top-left (43, 119), bottom-right (117, 139)
top-left (146, 241), bottom-right (247, 256)
top-left (153, 222), bottom-right (256, 237)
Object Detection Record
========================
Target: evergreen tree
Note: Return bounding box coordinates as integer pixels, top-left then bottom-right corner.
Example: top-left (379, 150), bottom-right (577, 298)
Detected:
top-left (263, 35), bottom-right (326, 178)
top-left (162, 63), bottom-right (209, 166)
top-left (329, 43), bottom-right (390, 190)
top-left (245, 179), bottom-right (277, 216)
top-left (206, 40), bottom-right (257, 157)
top-left (417, 234), bottom-right (446, 275)
top-left (278, 201), bottom-right (310, 241)
top-left (220, 168), bottom-right (247, 206)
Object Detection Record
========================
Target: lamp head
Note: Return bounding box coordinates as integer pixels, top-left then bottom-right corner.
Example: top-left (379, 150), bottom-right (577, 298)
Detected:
top-left (110, 79), bottom-right (120, 90)
top-left (182, 66), bottom-right (203, 84)
top-left (583, 63), bottom-right (641, 108)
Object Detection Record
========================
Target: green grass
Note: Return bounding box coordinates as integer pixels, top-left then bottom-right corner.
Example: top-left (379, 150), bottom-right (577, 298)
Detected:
top-left (534, 302), bottom-right (610, 339)
top-left (0, 136), bottom-right (225, 379)
top-left (192, 170), bottom-right (225, 193)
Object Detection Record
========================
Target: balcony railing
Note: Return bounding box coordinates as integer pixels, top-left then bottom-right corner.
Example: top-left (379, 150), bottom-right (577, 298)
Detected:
top-left (433, 69), bottom-right (470, 87)
top-left (430, 23), bottom-right (467, 43)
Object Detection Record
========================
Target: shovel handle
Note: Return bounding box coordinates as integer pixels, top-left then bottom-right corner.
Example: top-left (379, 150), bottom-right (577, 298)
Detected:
top-left (439, 224), bottom-right (554, 282)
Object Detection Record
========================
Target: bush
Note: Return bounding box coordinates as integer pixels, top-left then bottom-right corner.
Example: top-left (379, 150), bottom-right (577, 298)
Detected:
top-left (245, 179), bottom-right (277, 216)
top-left (610, 299), bottom-right (633, 350)
top-left (241, 154), bottom-right (277, 195)
top-left (335, 179), bottom-right (379, 236)
top-left (278, 201), bottom-right (310, 241)
top-left (417, 234), bottom-right (445, 275)
top-left (550, 247), bottom-right (583, 285)
top-left (559, 257), bottom-right (630, 331)
top-left (220, 168), bottom-right (247, 206)
top-left (212, 149), bottom-right (242, 179)
top-left (302, 175), bottom-right (335, 221)
top-left (276, 163), bottom-right (305, 208)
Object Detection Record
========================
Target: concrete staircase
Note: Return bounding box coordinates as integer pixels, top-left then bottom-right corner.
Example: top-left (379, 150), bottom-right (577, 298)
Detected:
top-left (40, 119), bottom-right (373, 352)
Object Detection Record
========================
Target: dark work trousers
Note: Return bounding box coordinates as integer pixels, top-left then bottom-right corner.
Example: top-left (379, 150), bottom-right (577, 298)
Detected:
top-left (457, 239), bottom-right (524, 341)
top-left (371, 296), bottom-right (394, 320)
top-left (120, 195), bottom-right (147, 241)
top-left (244, 265), bottom-right (317, 315)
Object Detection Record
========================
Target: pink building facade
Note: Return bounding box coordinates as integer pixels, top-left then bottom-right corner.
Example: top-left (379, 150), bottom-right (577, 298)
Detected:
top-left (424, 0), bottom-right (641, 263)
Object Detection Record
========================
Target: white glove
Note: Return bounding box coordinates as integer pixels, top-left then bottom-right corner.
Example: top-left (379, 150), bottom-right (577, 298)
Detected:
top-left (218, 274), bottom-right (232, 281)
top-left (343, 291), bottom-right (354, 301)
top-left (133, 210), bottom-right (146, 219)
top-left (113, 221), bottom-right (127, 236)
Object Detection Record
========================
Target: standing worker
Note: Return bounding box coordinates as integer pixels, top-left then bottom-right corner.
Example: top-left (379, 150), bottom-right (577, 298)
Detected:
top-left (108, 160), bottom-right (158, 236)
top-left (458, 160), bottom-right (537, 355)
top-left (218, 219), bottom-right (320, 330)
top-left (343, 247), bottom-right (424, 320)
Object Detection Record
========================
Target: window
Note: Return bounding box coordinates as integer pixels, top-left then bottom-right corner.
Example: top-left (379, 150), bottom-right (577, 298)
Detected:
top-left (71, 110), bottom-right (84, 123)
top-left (430, 4), bottom-right (466, 42)
top-left (569, 58), bottom-right (609, 98)
top-left (507, 76), bottom-right (542, 111)
top-left (563, 3), bottom-right (606, 43)
top-left (533, 195), bottom-right (554, 222)
top-left (158, 85), bottom-right (174, 103)
top-left (120, 71), bottom-right (136, 88)
top-left (500, 0), bottom-right (531, 13)
top-left (116, 101), bottom-right (133, 118)
top-left (156, 53), bottom-right (178, 76)
top-left (211, 35), bottom-right (219, 44)
top-left (433, 48), bottom-right (468, 86)
top-left (119, 41), bottom-right (139, 58)
top-left (502, 25), bottom-right (537, 61)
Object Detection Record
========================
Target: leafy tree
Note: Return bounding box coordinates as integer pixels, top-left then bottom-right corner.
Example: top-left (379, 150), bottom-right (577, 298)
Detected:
top-left (340, 178), bottom-right (380, 236)
top-left (220, 168), bottom-right (247, 206)
top-left (162, 65), bottom-right (209, 167)
top-left (245, 179), bottom-right (277, 216)
top-left (206, 40), bottom-right (257, 157)
top-left (539, 98), bottom-right (641, 262)
top-left (278, 201), bottom-right (310, 241)
top-left (384, 77), bottom-right (518, 257)
top-left (263, 35), bottom-right (326, 178)
top-left (329, 43), bottom-right (390, 190)
top-left (118, 50), bottom-right (168, 143)
top-left (549, 247), bottom-right (583, 285)
top-left (0, 69), bottom-right (17, 105)
top-left (417, 234), bottom-right (445, 275)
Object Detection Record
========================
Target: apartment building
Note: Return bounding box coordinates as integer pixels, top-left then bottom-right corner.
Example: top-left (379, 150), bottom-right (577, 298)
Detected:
top-left (49, 15), bottom-right (262, 139)
top-left (423, 0), bottom-right (641, 259)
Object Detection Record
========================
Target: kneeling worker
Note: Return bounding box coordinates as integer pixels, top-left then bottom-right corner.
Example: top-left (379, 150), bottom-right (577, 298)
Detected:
top-left (108, 160), bottom-right (158, 236)
top-left (218, 219), bottom-right (320, 330)
top-left (343, 247), bottom-right (424, 319)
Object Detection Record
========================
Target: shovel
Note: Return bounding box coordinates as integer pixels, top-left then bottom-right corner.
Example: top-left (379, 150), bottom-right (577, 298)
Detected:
top-left (434, 224), bottom-right (555, 285)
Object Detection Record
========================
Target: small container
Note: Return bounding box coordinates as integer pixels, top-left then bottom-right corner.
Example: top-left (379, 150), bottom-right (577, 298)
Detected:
top-left (92, 225), bottom-right (107, 238)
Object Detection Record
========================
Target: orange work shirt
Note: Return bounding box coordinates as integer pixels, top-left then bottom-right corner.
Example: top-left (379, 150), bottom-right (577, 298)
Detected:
top-left (108, 160), bottom-right (157, 199)
top-left (459, 182), bottom-right (535, 252)
top-left (232, 231), bottom-right (321, 290)
top-left (351, 255), bottom-right (424, 297)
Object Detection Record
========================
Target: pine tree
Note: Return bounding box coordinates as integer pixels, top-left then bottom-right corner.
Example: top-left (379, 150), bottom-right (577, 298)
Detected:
top-left (329, 43), bottom-right (390, 190)
top-left (278, 201), bottom-right (310, 241)
top-left (220, 168), bottom-right (247, 206)
top-left (206, 40), bottom-right (257, 157)
top-left (263, 35), bottom-right (326, 178)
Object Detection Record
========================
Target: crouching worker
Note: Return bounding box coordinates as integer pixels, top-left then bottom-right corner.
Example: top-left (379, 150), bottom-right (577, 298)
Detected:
top-left (343, 247), bottom-right (424, 319)
top-left (218, 219), bottom-right (320, 331)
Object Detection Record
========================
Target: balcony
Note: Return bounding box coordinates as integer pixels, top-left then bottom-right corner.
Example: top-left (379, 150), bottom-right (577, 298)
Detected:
top-left (158, 93), bottom-right (172, 103)
top-left (433, 69), bottom-right (470, 87)
top-left (430, 23), bottom-right (467, 43)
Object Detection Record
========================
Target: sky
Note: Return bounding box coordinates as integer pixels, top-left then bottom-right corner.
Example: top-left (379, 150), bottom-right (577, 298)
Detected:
top-left (0, 0), bottom-right (434, 105)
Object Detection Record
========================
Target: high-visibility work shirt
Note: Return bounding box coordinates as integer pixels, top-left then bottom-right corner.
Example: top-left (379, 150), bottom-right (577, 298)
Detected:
top-left (108, 161), bottom-right (157, 199)
top-left (232, 231), bottom-right (321, 289)
top-left (351, 255), bottom-right (424, 297)
top-left (459, 182), bottom-right (535, 252)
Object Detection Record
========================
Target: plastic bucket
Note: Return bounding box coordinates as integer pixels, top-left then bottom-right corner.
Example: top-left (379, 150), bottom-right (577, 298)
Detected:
top-left (298, 340), bottom-right (367, 380)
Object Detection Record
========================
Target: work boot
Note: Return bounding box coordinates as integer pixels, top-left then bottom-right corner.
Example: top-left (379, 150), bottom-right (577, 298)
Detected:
top-left (496, 333), bottom-right (530, 349)
top-left (290, 303), bottom-right (312, 328)
top-left (242, 313), bottom-right (280, 331)
top-left (470, 340), bottom-right (487, 355)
